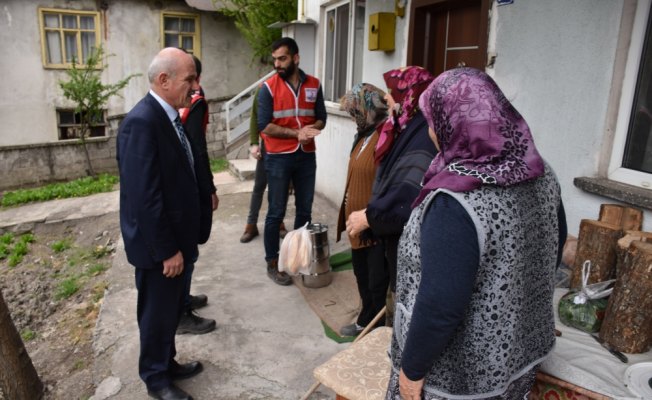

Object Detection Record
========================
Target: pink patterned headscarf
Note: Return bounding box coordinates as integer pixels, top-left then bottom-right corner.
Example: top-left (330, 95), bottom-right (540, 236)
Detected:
top-left (375, 66), bottom-right (435, 165)
top-left (414, 67), bottom-right (544, 205)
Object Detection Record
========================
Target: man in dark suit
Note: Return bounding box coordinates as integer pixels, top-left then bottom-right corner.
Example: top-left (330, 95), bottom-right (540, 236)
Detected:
top-left (117, 47), bottom-right (203, 400)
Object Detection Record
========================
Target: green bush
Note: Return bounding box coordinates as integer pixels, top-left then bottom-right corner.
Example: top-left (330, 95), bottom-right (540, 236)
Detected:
top-left (1, 174), bottom-right (118, 207)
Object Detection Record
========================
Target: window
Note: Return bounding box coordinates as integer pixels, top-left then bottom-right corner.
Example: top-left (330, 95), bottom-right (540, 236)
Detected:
top-left (323, 1), bottom-right (365, 103)
top-left (39, 8), bottom-right (100, 69)
top-left (609, 0), bottom-right (652, 189)
top-left (162, 12), bottom-right (201, 58)
top-left (57, 109), bottom-right (106, 140)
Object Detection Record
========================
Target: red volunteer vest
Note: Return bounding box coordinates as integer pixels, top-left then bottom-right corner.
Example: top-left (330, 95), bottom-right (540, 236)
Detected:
top-left (261, 73), bottom-right (320, 154)
top-left (179, 90), bottom-right (208, 134)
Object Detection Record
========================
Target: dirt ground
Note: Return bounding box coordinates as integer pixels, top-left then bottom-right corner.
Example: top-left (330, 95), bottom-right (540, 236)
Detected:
top-left (0, 212), bottom-right (121, 400)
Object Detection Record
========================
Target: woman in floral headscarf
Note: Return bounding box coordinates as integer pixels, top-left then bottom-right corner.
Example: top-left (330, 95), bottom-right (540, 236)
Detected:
top-left (386, 67), bottom-right (567, 400)
top-left (336, 83), bottom-right (391, 337)
top-left (346, 67), bottom-right (437, 308)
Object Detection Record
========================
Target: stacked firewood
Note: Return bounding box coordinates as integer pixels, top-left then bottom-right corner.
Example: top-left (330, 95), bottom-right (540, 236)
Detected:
top-left (569, 204), bottom-right (652, 353)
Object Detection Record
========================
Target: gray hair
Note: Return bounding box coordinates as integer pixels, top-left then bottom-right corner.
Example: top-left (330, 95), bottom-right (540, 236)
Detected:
top-left (147, 48), bottom-right (181, 83)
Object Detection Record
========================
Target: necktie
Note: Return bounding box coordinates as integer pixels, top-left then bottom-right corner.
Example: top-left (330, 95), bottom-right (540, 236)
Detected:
top-left (173, 116), bottom-right (195, 174)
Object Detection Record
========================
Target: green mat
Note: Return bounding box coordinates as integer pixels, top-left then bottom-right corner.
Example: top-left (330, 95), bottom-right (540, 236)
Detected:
top-left (321, 320), bottom-right (356, 343)
top-left (330, 248), bottom-right (352, 272)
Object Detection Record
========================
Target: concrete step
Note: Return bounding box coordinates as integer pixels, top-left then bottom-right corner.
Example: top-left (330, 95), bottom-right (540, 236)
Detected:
top-left (228, 157), bottom-right (257, 181)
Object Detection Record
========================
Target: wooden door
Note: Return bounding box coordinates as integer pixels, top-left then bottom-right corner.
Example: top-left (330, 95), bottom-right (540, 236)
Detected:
top-left (408, 0), bottom-right (490, 77)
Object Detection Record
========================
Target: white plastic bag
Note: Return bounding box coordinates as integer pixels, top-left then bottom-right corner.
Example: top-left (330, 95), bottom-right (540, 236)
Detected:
top-left (278, 222), bottom-right (313, 275)
top-left (572, 260), bottom-right (616, 304)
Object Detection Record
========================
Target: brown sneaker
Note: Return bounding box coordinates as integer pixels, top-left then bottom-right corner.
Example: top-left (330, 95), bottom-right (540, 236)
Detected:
top-left (240, 224), bottom-right (259, 243)
top-left (266, 259), bottom-right (293, 286)
top-left (279, 222), bottom-right (288, 239)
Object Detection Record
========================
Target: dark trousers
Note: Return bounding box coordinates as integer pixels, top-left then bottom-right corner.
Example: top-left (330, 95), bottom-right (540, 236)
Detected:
top-left (247, 144), bottom-right (268, 225)
top-left (352, 243), bottom-right (390, 327)
top-left (135, 265), bottom-right (187, 391)
top-left (263, 149), bottom-right (316, 261)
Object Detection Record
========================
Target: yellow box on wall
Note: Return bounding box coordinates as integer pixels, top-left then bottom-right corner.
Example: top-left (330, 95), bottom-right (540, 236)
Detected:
top-left (369, 12), bottom-right (396, 51)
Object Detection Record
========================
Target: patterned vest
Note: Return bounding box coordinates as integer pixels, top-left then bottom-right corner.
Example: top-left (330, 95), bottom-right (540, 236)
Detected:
top-left (261, 73), bottom-right (320, 154)
top-left (391, 165), bottom-right (561, 398)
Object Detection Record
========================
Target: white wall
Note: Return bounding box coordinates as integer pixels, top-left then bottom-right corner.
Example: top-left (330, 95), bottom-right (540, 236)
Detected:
top-left (489, 0), bottom-right (652, 234)
top-left (311, 0), bottom-right (409, 207)
top-left (0, 0), bottom-right (265, 147)
top-left (308, 0), bottom-right (652, 236)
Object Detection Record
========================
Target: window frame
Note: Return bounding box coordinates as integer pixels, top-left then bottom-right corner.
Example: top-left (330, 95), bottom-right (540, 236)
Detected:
top-left (56, 108), bottom-right (107, 141)
top-left (38, 8), bottom-right (101, 69)
top-left (161, 11), bottom-right (201, 58)
top-left (321, 0), bottom-right (365, 105)
top-left (608, 0), bottom-right (652, 189)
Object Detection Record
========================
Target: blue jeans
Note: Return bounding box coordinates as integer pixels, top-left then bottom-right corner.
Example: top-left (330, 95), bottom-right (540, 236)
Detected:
top-left (263, 149), bottom-right (316, 261)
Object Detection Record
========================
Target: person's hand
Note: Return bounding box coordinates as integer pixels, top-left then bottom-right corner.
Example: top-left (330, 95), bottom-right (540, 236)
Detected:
top-left (399, 369), bottom-right (424, 400)
top-left (250, 144), bottom-right (261, 160)
top-left (297, 126), bottom-right (321, 144)
top-left (211, 193), bottom-right (219, 211)
top-left (162, 251), bottom-right (184, 278)
top-left (346, 209), bottom-right (369, 237)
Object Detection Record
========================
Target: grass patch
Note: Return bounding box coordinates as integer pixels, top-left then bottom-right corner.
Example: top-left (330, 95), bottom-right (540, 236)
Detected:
top-left (210, 157), bottom-right (229, 173)
top-left (86, 263), bottom-right (106, 276)
top-left (20, 328), bottom-right (36, 342)
top-left (51, 239), bottom-right (72, 253)
top-left (1, 173), bottom-right (118, 207)
top-left (3, 234), bottom-right (35, 267)
top-left (0, 232), bottom-right (13, 245)
top-left (56, 277), bottom-right (81, 300)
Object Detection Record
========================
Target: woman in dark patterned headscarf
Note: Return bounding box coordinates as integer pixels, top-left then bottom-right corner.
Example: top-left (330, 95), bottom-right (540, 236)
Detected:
top-left (336, 83), bottom-right (390, 337)
top-left (346, 67), bottom-right (438, 325)
top-left (386, 68), bottom-right (567, 400)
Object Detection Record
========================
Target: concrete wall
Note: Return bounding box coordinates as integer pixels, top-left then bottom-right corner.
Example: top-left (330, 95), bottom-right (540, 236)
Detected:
top-left (308, 0), bottom-right (652, 236)
top-left (0, 0), bottom-right (267, 147)
top-left (0, 0), bottom-right (266, 188)
top-left (488, 0), bottom-right (652, 234)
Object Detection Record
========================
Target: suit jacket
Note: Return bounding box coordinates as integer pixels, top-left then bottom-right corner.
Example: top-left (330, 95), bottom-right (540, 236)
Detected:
top-left (117, 93), bottom-right (200, 269)
top-left (183, 87), bottom-right (215, 244)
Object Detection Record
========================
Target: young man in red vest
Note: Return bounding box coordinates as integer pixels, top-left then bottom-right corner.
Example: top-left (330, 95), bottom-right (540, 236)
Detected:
top-left (257, 37), bottom-right (327, 285)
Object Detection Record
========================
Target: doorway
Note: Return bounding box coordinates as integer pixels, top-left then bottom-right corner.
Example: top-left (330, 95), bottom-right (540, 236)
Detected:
top-left (408, 0), bottom-right (490, 76)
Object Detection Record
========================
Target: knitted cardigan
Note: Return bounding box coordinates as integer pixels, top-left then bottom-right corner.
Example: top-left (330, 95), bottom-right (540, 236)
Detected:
top-left (336, 130), bottom-right (379, 249)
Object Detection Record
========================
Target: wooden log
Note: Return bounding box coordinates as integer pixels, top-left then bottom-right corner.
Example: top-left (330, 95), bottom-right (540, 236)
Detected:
top-left (570, 220), bottom-right (623, 289)
top-left (599, 204), bottom-right (643, 231)
top-left (600, 240), bottom-right (652, 353)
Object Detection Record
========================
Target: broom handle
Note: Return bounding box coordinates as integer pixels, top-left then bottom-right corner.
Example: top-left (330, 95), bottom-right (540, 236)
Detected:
top-left (299, 305), bottom-right (387, 400)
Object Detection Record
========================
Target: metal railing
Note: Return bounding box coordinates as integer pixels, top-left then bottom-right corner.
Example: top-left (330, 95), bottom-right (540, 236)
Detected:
top-left (223, 70), bottom-right (275, 144)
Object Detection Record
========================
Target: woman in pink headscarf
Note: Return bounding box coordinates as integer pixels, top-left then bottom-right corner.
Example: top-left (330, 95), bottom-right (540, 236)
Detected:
top-left (386, 68), bottom-right (567, 400)
top-left (346, 67), bottom-right (437, 310)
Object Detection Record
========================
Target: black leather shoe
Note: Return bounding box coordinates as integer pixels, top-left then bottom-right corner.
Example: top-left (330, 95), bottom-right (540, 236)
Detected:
top-left (147, 383), bottom-right (193, 400)
top-left (176, 311), bottom-right (216, 335)
top-left (189, 294), bottom-right (207, 310)
top-left (170, 360), bottom-right (203, 381)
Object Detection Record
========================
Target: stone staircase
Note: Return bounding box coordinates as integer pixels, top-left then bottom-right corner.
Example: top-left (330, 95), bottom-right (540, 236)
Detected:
top-left (228, 157), bottom-right (257, 181)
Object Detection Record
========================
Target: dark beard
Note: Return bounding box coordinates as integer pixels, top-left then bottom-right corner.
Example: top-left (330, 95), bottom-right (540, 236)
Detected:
top-left (277, 61), bottom-right (296, 80)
